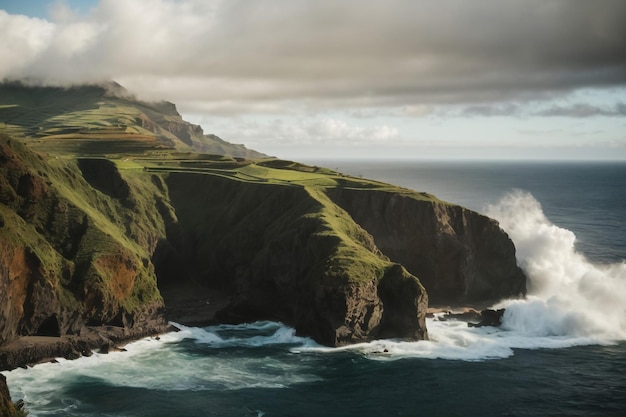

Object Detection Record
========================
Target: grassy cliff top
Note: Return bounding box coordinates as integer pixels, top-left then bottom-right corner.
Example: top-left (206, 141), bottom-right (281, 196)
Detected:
top-left (0, 82), bottom-right (442, 204)
top-left (121, 151), bottom-right (441, 203)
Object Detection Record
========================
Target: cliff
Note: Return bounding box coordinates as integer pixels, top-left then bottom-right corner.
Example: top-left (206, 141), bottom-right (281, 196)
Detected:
top-left (0, 84), bottom-right (526, 369)
top-left (0, 137), bottom-right (170, 363)
top-left (327, 187), bottom-right (526, 305)
top-left (162, 171), bottom-right (428, 346)
top-left (0, 137), bottom-right (433, 360)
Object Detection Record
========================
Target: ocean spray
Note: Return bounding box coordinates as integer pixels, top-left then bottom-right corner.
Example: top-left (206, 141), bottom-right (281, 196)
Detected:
top-left (486, 190), bottom-right (626, 341)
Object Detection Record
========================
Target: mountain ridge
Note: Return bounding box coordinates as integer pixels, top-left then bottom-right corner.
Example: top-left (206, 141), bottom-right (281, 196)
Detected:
top-left (0, 81), bottom-right (267, 159)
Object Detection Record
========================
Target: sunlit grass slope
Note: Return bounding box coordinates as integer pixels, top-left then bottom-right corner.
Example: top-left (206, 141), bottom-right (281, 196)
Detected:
top-left (0, 82), bottom-right (266, 158)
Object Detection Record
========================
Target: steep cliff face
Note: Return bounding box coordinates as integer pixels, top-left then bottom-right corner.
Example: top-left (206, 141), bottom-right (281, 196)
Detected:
top-left (162, 174), bottom-right (428, 346)
top-left (0, 137), bottom-right (167, 348)
top-left (0, 136), bottom-right (429, 351)
top-left (327, 187), bottom-right (526, 305)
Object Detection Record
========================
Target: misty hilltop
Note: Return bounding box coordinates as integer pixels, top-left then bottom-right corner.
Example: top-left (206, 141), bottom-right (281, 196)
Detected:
top-left (0, 81), bottom-right (267, 159)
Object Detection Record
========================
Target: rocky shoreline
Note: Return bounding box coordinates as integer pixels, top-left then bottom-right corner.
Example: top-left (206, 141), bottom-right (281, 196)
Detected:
top-left (0, 323), bottom-right (173, 372)
top-left (0, 283), bottom-right (230, 372)
top-left (0, 323), bottom-right (171, 417)
top-left (0, 301), bottom-right (507, 415)
top-left (0, 303), bottom-right (507, 372)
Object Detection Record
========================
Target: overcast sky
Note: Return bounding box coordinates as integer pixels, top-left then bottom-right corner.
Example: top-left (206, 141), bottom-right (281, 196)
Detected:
top-left (1, 0), bottom-right (625, 160)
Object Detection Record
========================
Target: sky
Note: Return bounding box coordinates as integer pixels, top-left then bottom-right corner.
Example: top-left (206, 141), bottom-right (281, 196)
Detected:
top-left (1, 0), bottom-right (626, 160)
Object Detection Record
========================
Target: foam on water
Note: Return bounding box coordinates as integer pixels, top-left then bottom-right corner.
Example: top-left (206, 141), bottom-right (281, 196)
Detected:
top-left (5, 322), bottom-right (322, 414)
top-left (487, 190), bottom-right (626, 342)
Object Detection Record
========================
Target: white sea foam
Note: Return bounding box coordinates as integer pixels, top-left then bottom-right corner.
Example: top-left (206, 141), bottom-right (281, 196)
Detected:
top-left (486, 190), bottom-right (626, 342)
top-left (5, 322), bottom-right (322, 413)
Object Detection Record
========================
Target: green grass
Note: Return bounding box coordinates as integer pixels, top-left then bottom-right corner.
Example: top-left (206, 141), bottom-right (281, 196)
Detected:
top-left (0, 82), bottom-right (267, 158)
top-left (304, 187), bottom-right (390, 283)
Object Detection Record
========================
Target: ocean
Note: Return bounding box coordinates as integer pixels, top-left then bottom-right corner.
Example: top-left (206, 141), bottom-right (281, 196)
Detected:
top-left (5, 160), bottom-right (626, 417)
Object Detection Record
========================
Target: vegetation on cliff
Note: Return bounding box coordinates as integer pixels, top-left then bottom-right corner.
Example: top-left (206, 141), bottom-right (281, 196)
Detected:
top-left (0, 83), bottom-right (526, 368)
top-left (0, 133), bottom-right (431, 350)
top-left (0, 81), bottom-right (266, 159)
top-left (0, 136), bottom-right (167, 348)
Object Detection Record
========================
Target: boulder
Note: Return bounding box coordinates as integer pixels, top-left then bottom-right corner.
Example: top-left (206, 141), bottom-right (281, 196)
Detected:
top-left (468, 309), bottom-right (506, 328)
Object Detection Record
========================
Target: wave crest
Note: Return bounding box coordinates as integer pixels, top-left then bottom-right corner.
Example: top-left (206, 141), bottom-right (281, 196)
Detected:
top-left (487, 190), bottom-right (626, 341)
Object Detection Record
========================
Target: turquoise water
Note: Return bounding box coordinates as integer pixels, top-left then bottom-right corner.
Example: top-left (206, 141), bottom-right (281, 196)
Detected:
top-left (6, 161), bottom-right (626, 416)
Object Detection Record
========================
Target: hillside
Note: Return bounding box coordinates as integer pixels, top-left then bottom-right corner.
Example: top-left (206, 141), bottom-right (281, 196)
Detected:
top-left (0, 81), bottom-right (266, 158)
top-left (0, 83), bottom-right (526, 370)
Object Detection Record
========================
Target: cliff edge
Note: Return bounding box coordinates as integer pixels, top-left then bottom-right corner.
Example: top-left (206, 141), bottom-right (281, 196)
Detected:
top-left (0, 93), bottom-right (526, 367)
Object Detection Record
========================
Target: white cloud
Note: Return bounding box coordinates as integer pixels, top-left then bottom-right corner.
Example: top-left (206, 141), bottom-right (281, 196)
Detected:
top-left (2, 0), bottom-right (626, 160)
top-left (0, 11), bottom-right (55, 76)
top-left (1, 0), bottom-right (625, 113)
top-left (190, 116), bottom-right (400, 148)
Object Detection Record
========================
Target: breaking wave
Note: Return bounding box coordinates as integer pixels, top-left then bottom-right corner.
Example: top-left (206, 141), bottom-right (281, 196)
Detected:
top-left (486, 190), bottom-right (626, 342)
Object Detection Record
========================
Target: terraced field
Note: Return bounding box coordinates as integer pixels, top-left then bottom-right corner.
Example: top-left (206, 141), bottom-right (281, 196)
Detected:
top-left (0, 82), bottom-right (266, 158)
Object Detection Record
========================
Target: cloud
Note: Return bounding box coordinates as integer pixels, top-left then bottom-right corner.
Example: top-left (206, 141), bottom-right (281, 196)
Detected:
top-left (460, 104), bottom-right (523, 117)
top-left (0, 11), bottom-right (55, 76)
top-left (535, 103), bottom-right (626, 118)
top-left (1, 0), bottom-right (626, 113)
top-left (196, 117), bottom-right (400, 148)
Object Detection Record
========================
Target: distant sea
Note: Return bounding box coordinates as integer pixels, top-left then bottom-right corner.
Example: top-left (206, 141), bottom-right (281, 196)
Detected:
top-left (6, 160), bottom-right (626, 417)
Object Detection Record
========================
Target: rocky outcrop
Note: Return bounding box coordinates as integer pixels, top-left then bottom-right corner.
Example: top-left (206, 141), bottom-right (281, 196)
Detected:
top-left (468, 309), bottom-right (505, 328)
top-left (437, 308), bottom-right (505, 327)
top-left (1, 373), bottom-right (26, 416)
top-left (0, 323), bottom-right (169, 371)
top-left (163, 174), bottom-right (428, 346)
top-left (327, 187), bottom-right (526, 305)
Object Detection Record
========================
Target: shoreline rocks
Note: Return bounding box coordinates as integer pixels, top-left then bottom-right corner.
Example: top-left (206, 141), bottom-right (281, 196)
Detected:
top-left (1, 373), bottom-right (26, 417)
top-left (432, 307), bottom-right (506, 328)
top-left (0, 323), bottom-right (172, 372)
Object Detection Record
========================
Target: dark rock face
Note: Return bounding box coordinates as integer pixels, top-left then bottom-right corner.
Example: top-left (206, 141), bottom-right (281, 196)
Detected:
top-left (377, 264), bottom-right (429, 340)
top-left (77, 158), bottom-right (130, 202)
top-left (0, 322), bottom-right (170, 371)
top-left (468, 309), bottom-right (506, 328)
top-left (164, 174), bottom-right (428, 346)
top-left (1, 373), bottom-right (26, 417)
top-left (327, 188), bottom-right (526, 305)
top-left (0, 137), bottom-right (167, 353)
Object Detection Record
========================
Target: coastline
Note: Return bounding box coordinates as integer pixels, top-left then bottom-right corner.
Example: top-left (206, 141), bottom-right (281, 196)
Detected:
top-left (1, 300), bottom-right (493, 372)
top-left (0, 284), bottom-right (231, 372)
top-left (0, 323), bottom-right (173, 372)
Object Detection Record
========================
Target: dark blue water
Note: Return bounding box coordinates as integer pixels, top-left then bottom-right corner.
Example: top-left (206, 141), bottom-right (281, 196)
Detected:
top-left (50, 341), bottom-right (626, 417)
top-left (322, 160), bottom-right (626, 264)
top-left (6, 161), bottom-right (626, 417)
